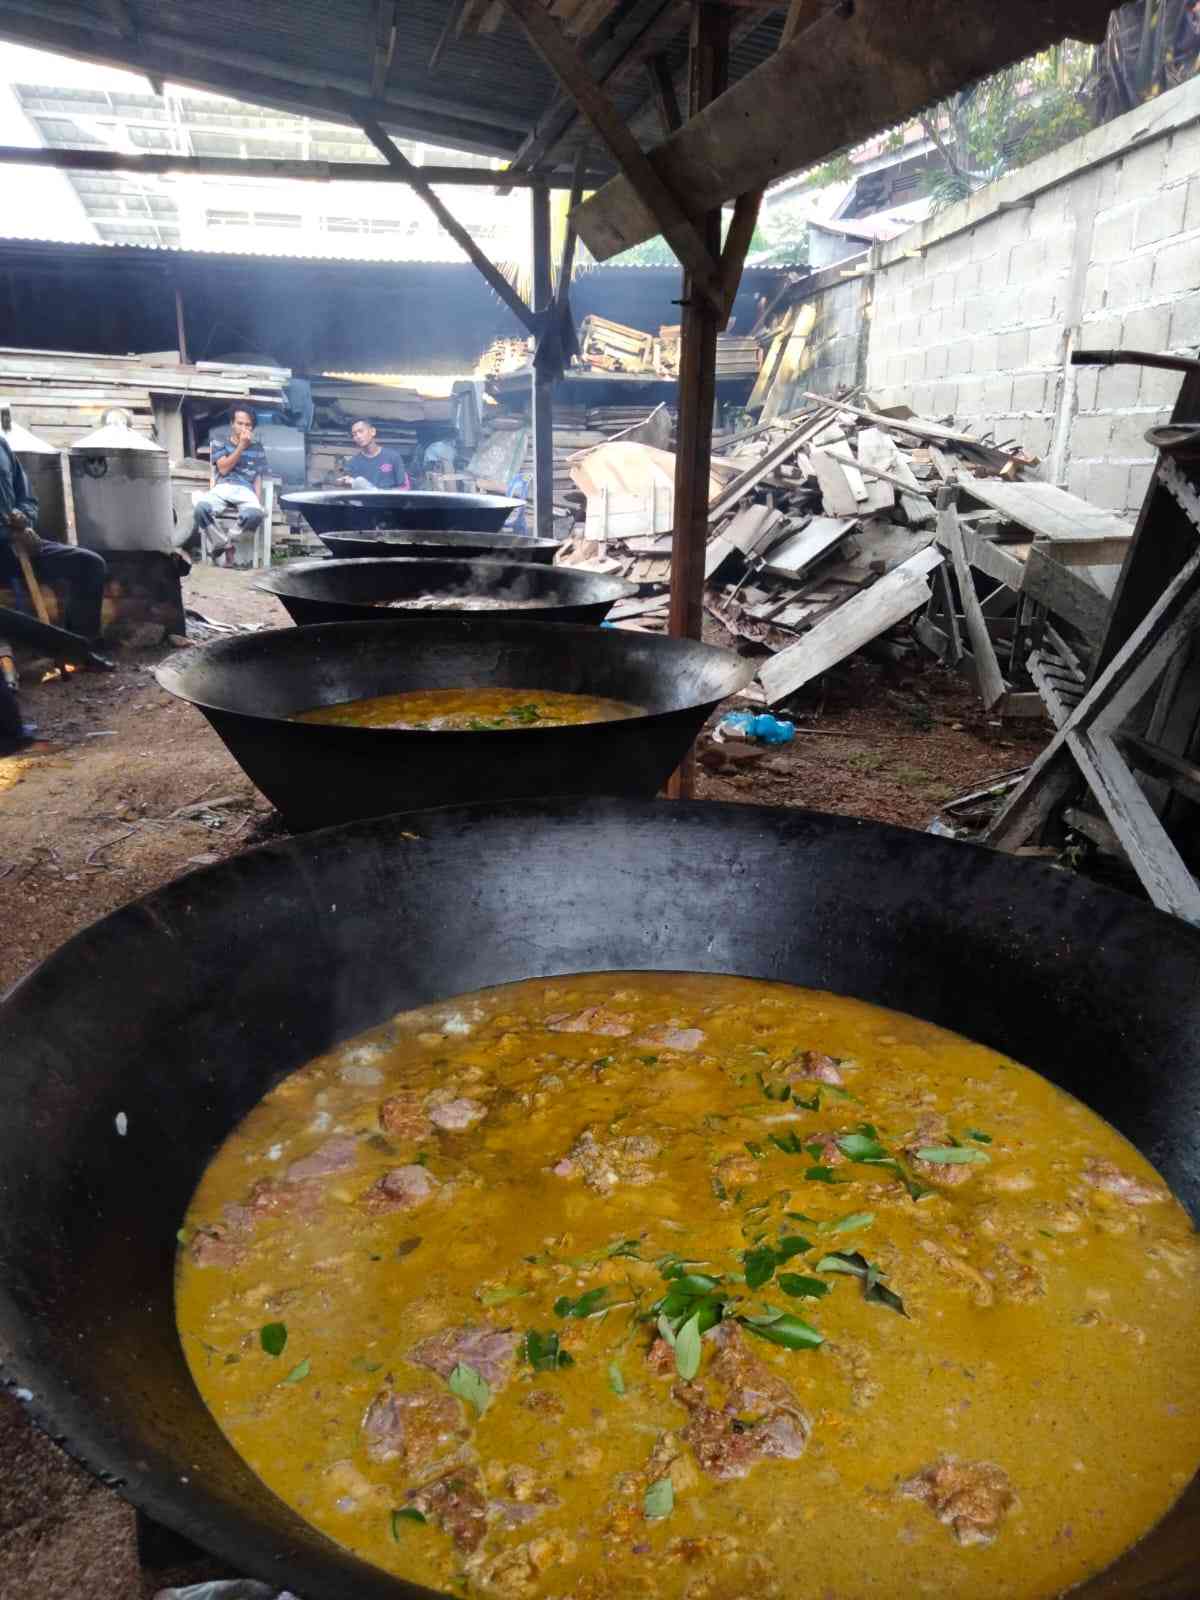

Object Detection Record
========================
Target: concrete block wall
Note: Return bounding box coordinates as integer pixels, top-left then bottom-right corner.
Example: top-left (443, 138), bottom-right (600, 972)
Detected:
top-left (863, 77), bottom-right (1200, 519)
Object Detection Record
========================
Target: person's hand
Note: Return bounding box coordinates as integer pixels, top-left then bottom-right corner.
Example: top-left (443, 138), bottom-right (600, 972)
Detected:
top-left (336, 474), bottom-right (353, 487)
top-left (231, 423), bottom-right (253, 448)
top-left (5, 515), bottom-right (41, 556)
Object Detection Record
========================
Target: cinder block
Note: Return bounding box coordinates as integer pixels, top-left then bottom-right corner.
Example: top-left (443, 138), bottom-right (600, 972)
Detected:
top-left (982, 374), bottom-right (1014, 414)
top-left (1011, 372), bottom-right (1047, 412)
top-left (932, 381), bottom-right (959, 416)
top-left (1096, 363), bottom-right (1142, 410)
top-left (970, 227), bottom-right (995, 263)
top-left (1073, 368), bottom-right (1101, 411)
top-left (911, 381), bottom-right (938, 415)
top-left (1106, 254), bottom-right (1155, 311)
top-left (909, 278), bottom-right (934, 315)
top-left (1121, 303), bottom-right (1172, 352)
top-left (1018, 280), bottom-right (1059, 323)
top-left (1186, 174), bottom-right (1200, 233)
top-left (956, 262), bottom-right (982, 299)
top-left (1021, 416), bottom-right (1055, 458)
top-left (1030, 190), bottom-right (1069, 237)
top-left (1082, 263), bottom-right (1108, 317)
top-left (1091, 205), bottom-right (1134, 263)
top-left (919, 310), bottom-right (945, 345)
top-left (1169, 296), bottom-right (1200, 350)
top-left (956, 374), bottom-right (986, 415)
top-left (1078, 313), bottom-right (1123, 350)
top-left (972, 333), bottom-right (999, 371)
top-left (1134, 184), bottom-right (1188, 247)
top-left (1141, 365), bottom-right (1184, 408)
top-left (947, 337), bottom-right (975, 375)
top-left (963, 296), bottom-right (996, 334)
top-left (906, 349), bottom-right (928, 383)
top-left (1153, 235), bottom-right (1198, 297)
top-left (925, 343), bottom-right (950, 379)
top-left (1074, 461), bottom-right (1131, 512)
top-left (1107, 412), bottom-right (1156, 458)
top-left (1117, 141), bottom-right (1166, 202)
top-left (1126, 461), bottom-right (1155, 513)
top-left (1066, 460), bottom-right (1093, 500)
top-left (1009, 237), bottom-right (1048, 280)
top-left (998, 328), bottom-right (1030, 368)
top-left (978, 249), bottom-right (1012, 292)
top-left (931, 271), bottom-right (957, 310)
top-left (1163, 125), bottom-right (1200, 187)
top-left (1041, 224), bottom-right (1077, 273)
top-left (1095, 163), bottom-right (1119, 209)
top-left (1069, 413), bottom-right (1113, 458)
top-left (1027, 321), bottom-right (1065, 367)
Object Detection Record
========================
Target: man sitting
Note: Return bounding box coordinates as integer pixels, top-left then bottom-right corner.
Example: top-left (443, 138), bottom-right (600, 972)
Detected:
top-left (190, 406), bottom-right (267, 557)
top-left (338, 418), bottom-right (410, 489)
top-left (0, 432), bottom-right (112, 743)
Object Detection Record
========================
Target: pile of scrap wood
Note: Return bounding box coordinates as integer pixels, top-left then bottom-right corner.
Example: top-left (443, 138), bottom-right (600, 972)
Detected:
top-left (576, 315), bottom-right (756, 380)
top-left (0, 347), bottom-right (287, 448)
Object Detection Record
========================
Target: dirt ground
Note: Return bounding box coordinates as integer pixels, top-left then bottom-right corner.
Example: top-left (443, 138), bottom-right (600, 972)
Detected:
top-left (0, 566), bottom-right (1049, 1597)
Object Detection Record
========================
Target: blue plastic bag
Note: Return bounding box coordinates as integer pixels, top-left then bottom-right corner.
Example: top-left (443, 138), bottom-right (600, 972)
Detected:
top-left (717, 711), bottom-right (796, 745)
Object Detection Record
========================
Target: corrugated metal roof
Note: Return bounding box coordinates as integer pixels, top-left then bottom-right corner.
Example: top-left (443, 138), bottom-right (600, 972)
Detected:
top-left (0, 0), bottom-right (786, 173)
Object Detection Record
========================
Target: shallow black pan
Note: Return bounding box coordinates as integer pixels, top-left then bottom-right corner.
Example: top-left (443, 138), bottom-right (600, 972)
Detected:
top-left (281, 489), bottom-right (521, 534)
top-left (253, 557), bottom-right (638, 628)
top-left (154, 617), bottom-right (754, 830)
top-left (317, 528), bottom-right (560, 564)
top-left (1, 798), bottom-right (1199, 1600)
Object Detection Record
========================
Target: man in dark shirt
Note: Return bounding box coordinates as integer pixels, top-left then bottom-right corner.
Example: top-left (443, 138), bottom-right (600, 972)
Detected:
top-left (190, 406), bottom-right (268, 553)
top-left (0, 433), bottom-right (111, 741)
top-left (339, 419), bottom-right (410, 489)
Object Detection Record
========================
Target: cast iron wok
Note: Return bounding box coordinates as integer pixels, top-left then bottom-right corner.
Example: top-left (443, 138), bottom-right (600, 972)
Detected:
top-left (316, 528), bottom-right (560, 564)
top-left (154, 617), bottom-right (754, 830)
top-left (253, 556), bottom-right (638, 628)
top-left (1, 798), bottom-right (1199, 1599)
top-left (281, 488), bottom-right (521, 534)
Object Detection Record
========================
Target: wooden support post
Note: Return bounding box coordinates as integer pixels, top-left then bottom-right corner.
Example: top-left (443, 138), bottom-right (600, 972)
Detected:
top-left (173, 284), bottom-right (188, 364)
top-left (666, 1), bottom-right (728, 800)
top-left (531, 181), bottom-right (554, 543)
top-left (647, 53), bottom-right (683, 135)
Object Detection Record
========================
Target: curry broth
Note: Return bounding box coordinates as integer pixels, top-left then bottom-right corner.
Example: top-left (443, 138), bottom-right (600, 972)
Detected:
top-left (176, 974), bottom-right (1200, 1599)
top-left (294, 688), bottom-right (643, 731)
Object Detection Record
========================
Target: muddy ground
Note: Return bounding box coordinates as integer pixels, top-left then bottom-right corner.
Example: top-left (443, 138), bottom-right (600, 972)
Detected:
top-left (0, 565), bottom-right (1048, 1596)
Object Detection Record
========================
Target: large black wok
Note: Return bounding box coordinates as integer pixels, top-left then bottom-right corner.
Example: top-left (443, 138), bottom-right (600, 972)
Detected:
top-left (1, 798), bottom-right (1199, 1600)
top-left (282, 488), bottom-right (521, 534)
top-left (154, 618), bottom-right (753, 830)
top-left (317, 528), bottom-right (560, 564)
top-left (253, 556), bottom-right (637, 628)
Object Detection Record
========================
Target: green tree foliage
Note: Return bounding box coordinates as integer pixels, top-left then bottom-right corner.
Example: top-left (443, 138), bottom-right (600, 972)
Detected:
top-left (1092, 0), bottom-right (1200, 119)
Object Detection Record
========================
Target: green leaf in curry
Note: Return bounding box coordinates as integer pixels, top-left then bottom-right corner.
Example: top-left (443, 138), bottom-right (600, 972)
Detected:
top-left (777, 1273), bottom-right (830, 1300)
top-left (742, 1247), bottom-right (779, 1290)
top-left (916, 1146), bottom-right (990, 1165)
top-left (259, 1321), bottom-right (287, 1358)
top-left (674, 1312), bottom-right (703, 1381)
top-left (804, 1165), bottom-right (845, 1184)
top-left (554, 1287), bottom-right (609, 1319)
top-left (448, 1361), bottom-right (491, 1415)
top-left (816, 1211), bottom-right (875, 1235)
top-left (644, 1478), bottom-right (674, 1520)
top-left (757, 1072), bottom-right (792, 1103)
top-left (816, 1251), bottom-right (909, 1317)
top-left (391, 1508), bottom-right (427, 1538)
top-left (608, 1362), bottom-right (626, 1396)
top-left (479, 1284), bottom-right (530, 1306)
top-left (521, 1330), bottom-right (574, 1372)
top-left (966, 1129), bottom-right (993, 1144)
top-left (743, 1139), bottom-right (766, 1160)
top-left (281, 1357), bottom-right (310, 1384)
top-left (738, 1310), bottom-right (824, 1349)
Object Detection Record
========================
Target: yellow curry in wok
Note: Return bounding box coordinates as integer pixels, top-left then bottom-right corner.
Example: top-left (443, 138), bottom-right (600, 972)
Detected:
top-left (177, 973), bottom-right (1200, 1599)
top-left (295, 688), bottom-right (642, 732)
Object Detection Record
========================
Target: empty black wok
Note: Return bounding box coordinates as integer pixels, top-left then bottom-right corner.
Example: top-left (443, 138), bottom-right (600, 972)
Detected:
top-left (154, 617), bottom-right (754, 830)
top-left (282, 488), bottom-right (521, 534)
top-left (2, 797), bottom-right (1199, 1600)
top-left (317, 528), bottom-right (560, 564)
top-left (253, 557), bottom-right (638, 628)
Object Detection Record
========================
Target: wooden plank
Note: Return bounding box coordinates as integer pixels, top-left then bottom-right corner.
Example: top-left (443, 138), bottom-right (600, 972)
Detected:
top-left (1121, 732), bottom-right (1200, 808)
top-left (763, 516), bottom-right (855, 577)
top-left (940, 489), bottom-right (1006, 712)
top-left (721, 504), bottom-right (784, 555)
top-left (707, 406), bottom-right (829, 521)
top-left (573, 0), bottom-right (1116, 258)
top-left (853, 428), bottom-right (898, 514)
top-left (957, 476), bottom-right (1133, 544)
top-left (810, 447), bottom-right (860, 516)
top-left (360, 120), bottom-right (537, 334)
top-left (1022, 544), bottom-right (1112, 642)
top-left (718, 187), bottom-right (764, 327)
top-left (1070, 729), bottom-right (1200, 925)
top-left (759, 546), bottom-right (943, 705)
top-left (499, 0), bottom-right (726, 315)
top-left (1036, 534), bottom-right (1132, 567)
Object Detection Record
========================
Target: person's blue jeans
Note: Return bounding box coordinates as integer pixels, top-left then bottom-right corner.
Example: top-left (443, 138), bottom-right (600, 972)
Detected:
top-left (32, 540), bottom-right (107, 640)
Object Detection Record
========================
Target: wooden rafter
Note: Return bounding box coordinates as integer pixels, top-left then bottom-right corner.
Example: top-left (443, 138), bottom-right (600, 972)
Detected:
top-left (498, 0), bottom-right (724, 313)
top-left (0, 143), bottom-right (571, 186)
top-left (646, 52), bottom-right (683, 135)
top-left (359, 119), bottom-right (538, 332)
top-left (369, 0), bottom-right (400, 98)
top-left (429, 0), bottom-right (468, 70)
top-left (717, 186), bottom-right (763, 326)
top-left (575, 0), bottom-right (1118, 258)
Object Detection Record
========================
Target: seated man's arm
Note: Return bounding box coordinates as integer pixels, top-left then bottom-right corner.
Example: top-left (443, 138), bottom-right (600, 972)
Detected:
top-left (213, 439), bottom-right (245, 477)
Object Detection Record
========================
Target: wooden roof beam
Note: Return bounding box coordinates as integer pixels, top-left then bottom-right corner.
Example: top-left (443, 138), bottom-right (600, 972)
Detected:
top-left (359, 118), bottom-right (538, 334)
top-left (497, 0), bottom-right (725, 313)
top-left (574, 0), bottom-right (1119, 259)
top-left (369, 0), bottom-right (400, 99)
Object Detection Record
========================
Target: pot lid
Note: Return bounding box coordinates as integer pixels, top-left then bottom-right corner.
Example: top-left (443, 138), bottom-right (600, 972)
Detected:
top-left (0, 401), bottom-right (58, 454)
top-left (71, 407), bottom-right (165, 454)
